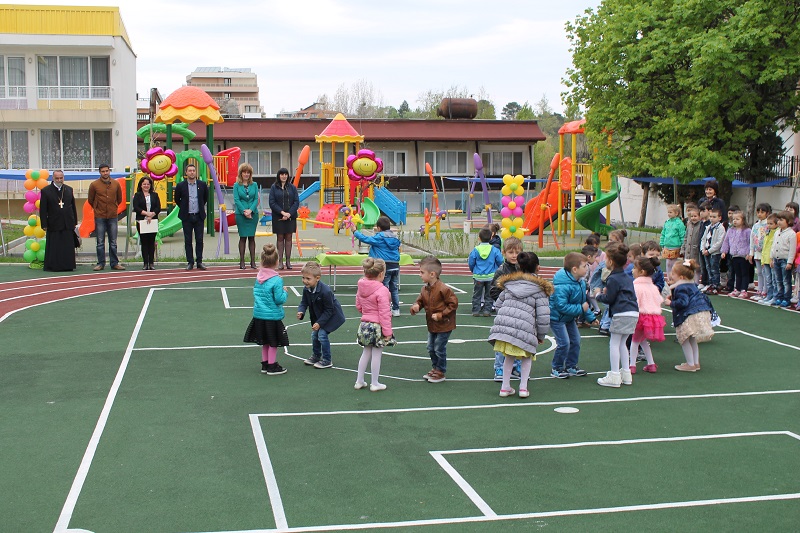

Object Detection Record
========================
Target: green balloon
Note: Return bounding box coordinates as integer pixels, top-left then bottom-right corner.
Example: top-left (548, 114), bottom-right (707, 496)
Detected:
top-left (27, 218), bottom-right (37, 227)
top-left (25, 239), bottom-right (34, 250)
top-left (509, 226), bottom-right (517, 233)
top-left (510, 183), bottom-right (518, 191)
top-left (31, 170), bottom-right (40, 180)
top-left (23, 249), bottom-right (36, 262)
top-left (36, 249), bottom-right (45, 262)
top-left (40, 238), bottom-right (46, 249)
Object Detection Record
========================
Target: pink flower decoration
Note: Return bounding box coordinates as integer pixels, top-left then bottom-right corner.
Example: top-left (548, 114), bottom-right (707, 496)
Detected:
top-left (141, 147), bottom-right (178, 181)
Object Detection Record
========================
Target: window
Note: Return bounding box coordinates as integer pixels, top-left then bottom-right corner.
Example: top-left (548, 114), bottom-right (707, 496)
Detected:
top-left (244, 105), bottom-right (260, 113)
top-left (241, 151), bottom-right (281, 175)
top-left (40, 129), bottom-right (112, 170)
top-left (374, 150), bottom-right (407, 175)
top-left (424, 150), bottom-right (468, 175)
top-left (0, 130), bottom-right (29, 169)
top-left (223, 92), bottom-right (231, 99)
top-left (308, 148), bottom-right (345, 175)
top-left (0, 56), bottom-right (26, 98)
top-left (37, 55), bottom-right (110, 99)
top-left (223, 78), bottom-right (232, 86)
top-left (481, 151), bottom-right (523, 176)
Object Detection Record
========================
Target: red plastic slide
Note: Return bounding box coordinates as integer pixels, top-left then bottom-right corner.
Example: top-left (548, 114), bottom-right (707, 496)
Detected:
top-left (315, 203), bottom-right (343, 228)
top-left (522, 185), bottom-right (561, 236)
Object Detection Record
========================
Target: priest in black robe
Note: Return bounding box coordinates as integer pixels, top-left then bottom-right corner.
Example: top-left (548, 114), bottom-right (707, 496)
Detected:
top-left (39, 170), bottom-right (78, 272)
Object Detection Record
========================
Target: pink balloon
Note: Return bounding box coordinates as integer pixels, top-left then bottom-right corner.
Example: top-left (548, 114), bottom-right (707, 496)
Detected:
top-left (512, 207), bottom-right (524, 217)
top-left (514, 196), bottom-right (525, 206)
top-left (500, 207), bottom-right (512, 218)
top-left (23, 202), bottom-right (36, 213)
top-left (25, 190), bottom-right (39, 202)
top-left (501, 196), bottom-right (511, 207)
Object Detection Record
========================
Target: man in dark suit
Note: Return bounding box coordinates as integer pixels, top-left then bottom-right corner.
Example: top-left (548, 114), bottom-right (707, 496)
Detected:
top-left (173, 164), bottom-right (209, 270)
top-left (40, 169), bottom-right (78, 271)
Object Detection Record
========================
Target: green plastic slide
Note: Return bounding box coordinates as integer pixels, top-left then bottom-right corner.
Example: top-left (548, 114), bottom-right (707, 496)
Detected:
top-left (574, 175), bottom-right (619, 236)
top-left (157, 207), bottom-right (183, 239)
top-left (360, 197), bottom-right (380, 229)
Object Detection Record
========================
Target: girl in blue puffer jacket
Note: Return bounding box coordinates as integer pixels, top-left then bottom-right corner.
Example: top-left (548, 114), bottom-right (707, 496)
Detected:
top-left (666, 259), bottom-right (715, 372)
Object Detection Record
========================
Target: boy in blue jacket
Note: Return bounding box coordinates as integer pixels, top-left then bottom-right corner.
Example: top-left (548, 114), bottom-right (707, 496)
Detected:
top-left (355, 216), bottom-right (402, 316)
top-left (550, 252), bottom-right (598, 378)
top-left (296, 261), bottom-right (346, 368)
top-left (468, 227), bottom-right (504, 316)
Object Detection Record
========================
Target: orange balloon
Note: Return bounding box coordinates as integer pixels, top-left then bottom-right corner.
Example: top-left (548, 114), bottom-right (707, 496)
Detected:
top-left (24, 179), bottom-right (36, 191)
top-left (25, 169), bottom-right (34, 180)
top-left (36, 178), bottom-right (48, 189)
top-left (39, 169), bottom-right (49, 180)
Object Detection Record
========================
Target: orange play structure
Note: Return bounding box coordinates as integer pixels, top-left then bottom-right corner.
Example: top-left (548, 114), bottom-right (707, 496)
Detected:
top-left (78, 177), bottom-right (128, 238)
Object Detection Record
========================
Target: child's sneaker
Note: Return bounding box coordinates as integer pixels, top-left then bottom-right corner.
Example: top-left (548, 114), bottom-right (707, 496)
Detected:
top-left (313, 360), bottom-right (333, 369)
top-left (642, 363), bottom-right (658, 373)
top-left (494, 368), bottom-right (503, 382)
top-left (304, 356), bottom-right (321, 366)
top-left (551, 368), bottom-right (570, 379)
top-left (567, 366), bottom-right (587, 377)
top-left (707, 287), bottom-right (719, 295)
top-left (423, 369), bottom-right (436, 381)
top-left (261, 361), bottom-right (270, 374)
top-left (629, 365), bottom-right (637, 375)
top-left (370, 383), bottom-right (387, 392)
top-left (791, 296), bottom-right (799, 304)
top-left (266, 363), bottom-right (287, 375)
top-left (729, 290), bottom-right (740, 298)
top-left (738, 291), bottom-right (749, 299)
top-left (597, 371), bottom-right (621, 387)
top-left (392, 308), bottom-right (401, 317)
top-left (620, 368), bottom-right (633, 385)
top-left (427, 370), bottom-right (446, 383)
top-left (698, 284), bottom-right (707, 292)
top-left (354, 381), bottom-right (368, 390)
top-left (758, 298), bottom-right (774, 305)
top-left (518, 389), bottom-right (530, 398)
top-left (499, 388), bottom-right (516, 397)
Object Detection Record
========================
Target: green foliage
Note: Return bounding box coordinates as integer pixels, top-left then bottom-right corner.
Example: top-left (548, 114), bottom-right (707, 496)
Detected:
top-left (476, 99), bottom-right (496, 119)
top-left (501, 101), bottom-right (522, 120)
top-left (564, 0), bottom-right (800, 184)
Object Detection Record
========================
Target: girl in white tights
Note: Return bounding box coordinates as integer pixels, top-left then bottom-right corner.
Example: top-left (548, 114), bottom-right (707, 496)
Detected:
top-left (355, 258), bottom-right (395, 391)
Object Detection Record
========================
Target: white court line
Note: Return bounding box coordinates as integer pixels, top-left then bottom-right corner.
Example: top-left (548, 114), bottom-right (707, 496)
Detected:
top-left (288, 286), bottom-right (301, 297)
top-left (249, 415), bottom-right (288, 530)
top-left (252, 389), bottom-right (800, 418)
top-left (445, 283), bottom-right (467, 294)
top-left (718, 324), bottom-right (800, 351)
top-left (53, 288), bottom-right (155, 533)
top-left (429, 452), bottom-right (497, 517)
top-left (221, 288), bottom-right (232, 309)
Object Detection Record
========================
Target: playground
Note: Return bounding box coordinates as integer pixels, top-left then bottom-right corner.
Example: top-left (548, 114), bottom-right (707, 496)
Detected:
top-left (1, 263), bottom-right (799, 532)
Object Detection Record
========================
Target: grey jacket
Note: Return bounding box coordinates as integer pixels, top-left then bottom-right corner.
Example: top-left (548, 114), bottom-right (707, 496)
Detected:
top-left (488, 272), bottom-right (553, 354)
top-left (681, 220), bottom-right (703, 260)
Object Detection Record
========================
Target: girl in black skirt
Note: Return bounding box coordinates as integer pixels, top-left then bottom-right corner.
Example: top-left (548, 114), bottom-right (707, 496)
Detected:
top-left (243, 243), bottom-right (290, 375)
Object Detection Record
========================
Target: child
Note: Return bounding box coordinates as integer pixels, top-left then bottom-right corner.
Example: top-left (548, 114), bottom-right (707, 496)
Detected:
top-left (355, 258), bottom-right (394, 391)
top-left (625, 243), bottom-right (643, 277)
top-left (582, 245), bottom-right (601, 316)
top-left (589, 229), bottom-right (628, 336)
top-left (468, 227), bottom-right (504, 316)
top-left (488, 223), bottom-right (502, 249)
top-left (696, 202), bottom-right (711, 288)
top-left (667, 260), bottom-right (716, 372)
top-left (585, 233), bottom-right (605, 264)
top-left (770, 211), bottom-right (797, 308)
top-left (489, 237), bottom-right (523, 380)
top-left (660, 204), bottom-right (686, 275)
top-left (354, 216), bottom-right (402, 316)
top-left (296, 261), bottom-right (346, 368)
top-left (410, 256), bottom-right (459, 383)
top-left (786, 202), bottom-right (800, 233)
top-left (720, 211), bottom-right (751, 298)
top-left (549, 252), bottom-right (597, 379)
top-left (757, 214), bottom-right (779, 306)
top-left (641, 241), bottom-right (667, 294)
top-left (749, 203), bottom-right (771, 300)
top-left (594, 242), bottom-right (639, 387)
top-left (629, 256), bottom-right (666, 374)
top-left (243, 244), bottom-right (290, 375)
top-left (489, 252), bottom-right (553, 398)
top-left (700, 208), bottom-right (726, 294)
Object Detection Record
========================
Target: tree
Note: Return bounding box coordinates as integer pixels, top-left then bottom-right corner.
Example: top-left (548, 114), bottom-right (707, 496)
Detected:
top-left (218, 98), bottom-right (241, 117)
top-left (398, 100), bottom-right (410, 118)
top-left (564, 0), bottom-right (800, 221)
top-left (319, 79), bottom-right (386, 118)
top-left (476, 99), bottom-right (496, 119)
top-left (501, 101), bottom-right (521, 120)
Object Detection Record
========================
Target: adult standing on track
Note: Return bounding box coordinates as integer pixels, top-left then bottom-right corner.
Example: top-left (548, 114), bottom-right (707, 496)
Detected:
top-left (268, 167), bottom-right (299, 270)
top-left (173, 164), bottom-right (209, 270)
top-left (88, 164), bottom-right (125, 271)
top-left (234, 162), bottom-right (259, 269)
top-left (132, 176), bottom-right (162, 270)
top-left (702, 180), bottom-right (727, 225)
top-left (39, 169), bottom-right (77, 272)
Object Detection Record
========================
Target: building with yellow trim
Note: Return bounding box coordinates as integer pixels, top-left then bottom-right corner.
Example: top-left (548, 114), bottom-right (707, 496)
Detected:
top-left (0, 4), bottom-right (136, 172)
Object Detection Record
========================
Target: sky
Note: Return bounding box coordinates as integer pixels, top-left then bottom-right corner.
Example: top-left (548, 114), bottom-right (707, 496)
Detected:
top-left (14, 0), bottom-right (603, 117)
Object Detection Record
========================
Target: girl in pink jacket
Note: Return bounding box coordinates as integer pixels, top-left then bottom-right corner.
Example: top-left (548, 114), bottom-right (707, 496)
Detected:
top-left (355, 258), bottom-right (395, 392)
top-left (629, 256), bottom-right (666, 374)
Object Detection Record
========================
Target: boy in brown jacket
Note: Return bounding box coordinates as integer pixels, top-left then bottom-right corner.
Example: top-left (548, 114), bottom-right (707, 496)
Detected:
top-left (410, 256), bottom-right (459, 383)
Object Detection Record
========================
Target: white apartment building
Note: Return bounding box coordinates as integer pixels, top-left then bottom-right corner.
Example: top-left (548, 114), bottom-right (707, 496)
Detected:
top-left (186, 67), bottom-right (264, 118)
top-left (0, 5), bottom-right (137, 172)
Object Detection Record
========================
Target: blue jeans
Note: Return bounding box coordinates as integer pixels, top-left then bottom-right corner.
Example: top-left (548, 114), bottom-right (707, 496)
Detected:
top-left (181, 214), bottom-right (205, 265)
top-left (599, 308), bottom-right (611, 331)
top-left (702, 254), bottom-right (721, 287)
top-left (311, 328), bottom-right (331, 363)
top-left (427, 330), bottom-right (451, 373)
top-left (550, 319), bottom-right (581, 370)
top-left (773, 259), bottom-right (792, 301)
top-left (383, 268), bottom-right (400, 311)
top-left (472, 279), bottom-right (492, 313)
top-left (94, 217), bottom-right (119, 267)
top-left (761, 264), bottom-right (775, 300)
top-left (494, 352), bottom-right (521, 373)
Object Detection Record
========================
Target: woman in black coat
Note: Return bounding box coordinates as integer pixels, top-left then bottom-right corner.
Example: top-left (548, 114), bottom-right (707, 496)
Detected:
top-left (132, 176), bottom-right (162, 270)
top-left (268, 167), bottom-right (299, 269)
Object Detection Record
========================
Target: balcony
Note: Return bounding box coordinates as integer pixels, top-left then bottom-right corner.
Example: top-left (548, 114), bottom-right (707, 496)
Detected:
top-left (0, 85), bottom-right (113, 110)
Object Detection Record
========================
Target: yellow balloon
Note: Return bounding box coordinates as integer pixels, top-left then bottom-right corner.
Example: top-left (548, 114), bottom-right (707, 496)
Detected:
top-left (513, 228), bottom-right (524, 238)
top-left (501, 218), bottom-right (513, 229)
top-left (33, 226), bottom-right (45, 238)
top-left (501, 185), bottom-right (512, 196)
top-left (513, 174), bottom-right (525, 186)
top-left (35, 199), bottom-right (40, 208)
top-left (23, 225), bottom-right (34, 236)
top-left (500, 227), bottom-right (512, 239)
top-left (502, 174), bottom-right (514, 185)
top-left (508, 201), bottom-right (517, 210)
top-left (30, 241), bottom-right (40, 252)
top-left (512, 217), bottom-right (524, 228)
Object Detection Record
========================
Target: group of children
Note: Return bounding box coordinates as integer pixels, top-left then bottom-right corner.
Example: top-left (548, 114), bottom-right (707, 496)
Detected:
top-left (241, 199), bottom-right (797, 397)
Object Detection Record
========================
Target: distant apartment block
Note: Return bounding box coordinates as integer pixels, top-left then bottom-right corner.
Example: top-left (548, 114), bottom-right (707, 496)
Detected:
top-left (275, 102), bottom-right (338, 120)
top-left (0, 4), bottom-right (137, 171)
top-left (185, 67), bottom-right (264, 118)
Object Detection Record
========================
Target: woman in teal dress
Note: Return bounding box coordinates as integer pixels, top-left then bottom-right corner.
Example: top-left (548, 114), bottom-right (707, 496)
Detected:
top-left (234, 163), bottom-right (260, 269)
